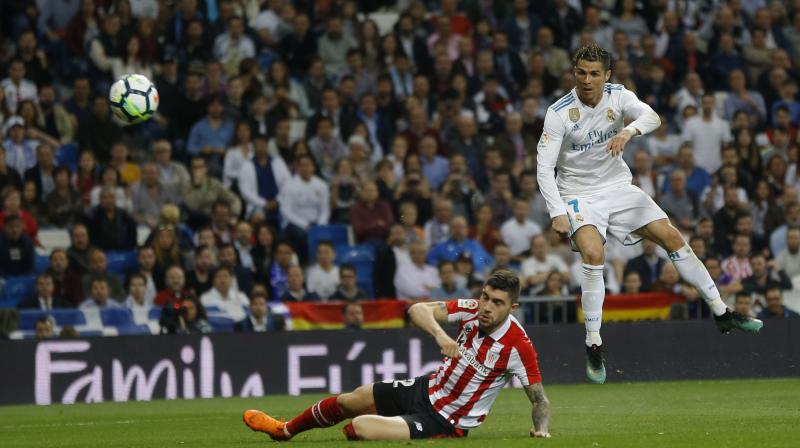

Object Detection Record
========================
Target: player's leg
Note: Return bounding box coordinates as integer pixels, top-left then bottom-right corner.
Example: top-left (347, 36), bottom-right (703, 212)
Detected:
top-left (243, 383), bottom-right (376, 440)
top-left (572, 225), bottom-right (608, 384)
top-left (635, 219), bottom-right (763, 333)
top-left (343, 415), bottom-right (411, 441)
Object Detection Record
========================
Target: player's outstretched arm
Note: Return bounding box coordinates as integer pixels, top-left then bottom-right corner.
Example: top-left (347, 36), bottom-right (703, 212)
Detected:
top-left (524, 382), bottom-right (551, 438)
top-left (408, 302), bottom-right (459, 358)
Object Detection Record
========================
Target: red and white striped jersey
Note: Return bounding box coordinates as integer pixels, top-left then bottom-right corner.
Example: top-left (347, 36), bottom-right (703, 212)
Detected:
top-left (427, 299), bottom-right (542, 429)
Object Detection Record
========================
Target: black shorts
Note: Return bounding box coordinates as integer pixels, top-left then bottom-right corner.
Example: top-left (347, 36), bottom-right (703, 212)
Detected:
top-left (372, 375), bottom-right (467, 439)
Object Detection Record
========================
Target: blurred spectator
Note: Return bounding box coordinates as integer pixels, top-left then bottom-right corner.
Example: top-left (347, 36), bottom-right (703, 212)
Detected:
top-left (666, 144), bottom-right (711, 198)
top-left (733, 291), bottom-right (754, 317)
top-left (660, 169), bottom-right (699, 229)
top-left (419, 135), bottom-right (448, 190)
top-left (155, 265), bottom-right (193, 307)
top-left (89, 166), bottom-right (131, 212)
top-left (483, 170), bottom-right (514, 227)
top-left (77, 96), bottom-right (120, 163)
top-left (351, 180), bottom-right (394, 245)
top-left (649, 263), bottom-right (681, 295)
top-left (71, 150), bottom-right (100, 207)
top-left (0, 214), bottom-right (34, 276)
top-left (622, 271), bottom-right (642, 294)
top-left (79, 277), bottom-right (123, 310)
top-left (430, 260), bottom-right (470, 299)
top-left (81, 248), bottom-right (124, 301)
top-left (500, 199), bottom-right (543, 258)
top-left (395, 240), bottom-right (440, 300)
top-left (87, 187), bottom-right (138, 251)
top-left (67, 223), bottom-right (93, 274)
top-left (269, 241), bottom-right (295, 300)
top-left (329, 158), bottom-right (359, 224)
top-left (187, 95), bottom-right (235, 175)
top-left (424, 198), bottom-right (452, 248)
top-left (132, 163), bottom-right (178, 228)
top-left (741, 254), bottom-right (793, 295)
top-left (209, 200), bottom-right (235, 244)
top-left (394, 171), bottom-right (433, 228)
top-left (251, 223), bottom-right (276, 279)
top-left (234, 292), bottom-right (284, 332)
top-left (238, 134), bottom-right (290, 222)
top-left (34, 317), bottom-right (55, 339)
top-left (494, 112), bottom-right (535, 174)
top-left (468, 204), bottom-right (502, 255)
top-left (770, 203), bottom-right (800, 256)
top-left (278, 155), bottom-right (330, 264)
top-left (428, 215), bottom-right (493, 273)
top-left (308, 117), bottom-right (347, 180)
top-left (152, 140), bottom-right (190, 193)
top-left (722, 234), bottom-right (753, 282)
top-left (757, 287), bottom-right (799, 319)
top-left (330, 264), bottom-right (368, 301)
top-left (681, 94), bottom-right (732, 174)
top-left (23, 143), bottom-right (56, 202)
top-left (521, 235), bottom-right (570, 294)
top-left (174, 296), bottom-right (213, 334)
top-left (775, 227), bottom-right (800, 279)
top-left (181, 156), bottom-right (242, 225)
top-left (1, 59), bottom-right (37, 114)
top-left (44, 166), bottom-right (82, 227)
top-left (3, 117), bottom-right (37, 176)
top-left (234, 221), bottom-right (255, 271)
top-left (108, 142), bottom-right (141, 185)
top-left (713, 186), bottom-right (747, 256)
top-left (17, 273), bottom-right (70, 310)
top-left (723, 69), bottom-right (766, 123)
top-left (187, 245), bottom-right (215, 297)
top-left (0, 146), bottom-right (23, 192)
top-left (64, 77), bottom-right (92, 130)
top-left (218, 243), bottom-right (254, 296)
top-left (319, 16), bottom-right (358, 78)
top-left (213, 16), bottom-right (255, 76)
top-left (624, 240), bottom-right (666, 292)
top-left (124, 272), bottom-right (153, 320)
top-left (280, 265), bottom-right (320, 302)
top-left (131, 245), bottom-right (158, 303)
top-left (306, 241), bottom-right (340, 301)
top-left (201, 266), bottom-right (250, 320)
top-left (373, 224), bottom-right (408, 299)
top-left (0, 187), bottom-right (37, 240)
top-left (47, 249), bottom-right (83, 307)
top-left (151, 223), bottom-right (184, 279)
top-left (343, 302), bottom-right (364, 330)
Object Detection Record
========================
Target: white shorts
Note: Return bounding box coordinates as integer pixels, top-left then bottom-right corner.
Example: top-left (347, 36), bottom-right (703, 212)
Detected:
top-left (563, 184), bottom-right (668, 249)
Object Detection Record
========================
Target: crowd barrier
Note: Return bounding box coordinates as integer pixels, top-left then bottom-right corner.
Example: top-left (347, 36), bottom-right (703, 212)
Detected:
top-left (1, 319), bottom-right (797, 405)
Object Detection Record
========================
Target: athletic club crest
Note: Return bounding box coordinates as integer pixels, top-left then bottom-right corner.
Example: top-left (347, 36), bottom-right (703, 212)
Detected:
top-left (569, 108), bottom-right (580, 122)
top-left (606, 108), bottom-right (617, 122)
top-left (485, 351), bottom-right (500, 368)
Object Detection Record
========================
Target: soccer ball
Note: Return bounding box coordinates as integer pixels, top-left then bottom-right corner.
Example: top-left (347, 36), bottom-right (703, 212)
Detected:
top-left (108, 74), bottom-right (159, 126)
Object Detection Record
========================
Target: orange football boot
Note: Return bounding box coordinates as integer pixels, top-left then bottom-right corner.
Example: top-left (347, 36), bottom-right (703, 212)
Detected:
top-left (243, 409), bottom-right (291, 441)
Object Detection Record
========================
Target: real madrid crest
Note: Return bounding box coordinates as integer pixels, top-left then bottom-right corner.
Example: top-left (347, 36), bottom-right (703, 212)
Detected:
top-left (606, 108), bottom-right (616, 122)
top-left (538, 132), bottom-right (548, 149)
top-left (568, 107), bottom-right (580, 122)
top-left (575, 214), bottom-right (584, 222)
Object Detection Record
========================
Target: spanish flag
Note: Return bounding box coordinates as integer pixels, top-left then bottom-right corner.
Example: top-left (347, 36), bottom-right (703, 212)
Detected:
top-left (277, 300), bottom-right (407, 330)
top-left (578, 293), bottom-right (679, 322)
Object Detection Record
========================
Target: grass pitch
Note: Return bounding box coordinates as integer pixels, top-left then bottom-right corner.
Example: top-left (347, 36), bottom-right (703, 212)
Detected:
top-left (1, 378), bottom-right (798, 447)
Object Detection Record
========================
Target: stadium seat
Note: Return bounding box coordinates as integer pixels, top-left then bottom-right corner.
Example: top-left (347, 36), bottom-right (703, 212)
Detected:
top-left (207, 316), bottom-right (234, 332)
top-left (148, 308), bottom-right (162, 320)
top-left (100, 308), bottom-right (134, 327)
top-left (1, 275), bottom-right (37, 306)
top-left (105, 251), bottom-right (138, 275)
top-left (35, 254), bottom-right (50, 273)
top-left (56, 143), bottom-right (78, 172)
top-left (116, 324), bottom-right (151, 335)
top-left (308, 224), bottom-right (349, 262)
top-left (18, 309), bottom-right (86, 330)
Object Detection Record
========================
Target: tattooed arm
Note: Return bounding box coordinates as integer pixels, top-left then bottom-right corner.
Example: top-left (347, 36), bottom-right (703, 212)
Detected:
top-left (524, 382), bottom-right (551, 438)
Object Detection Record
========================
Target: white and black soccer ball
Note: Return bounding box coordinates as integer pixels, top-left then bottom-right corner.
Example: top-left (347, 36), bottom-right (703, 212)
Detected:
top-left (108, 74), bottom-right (159, 126)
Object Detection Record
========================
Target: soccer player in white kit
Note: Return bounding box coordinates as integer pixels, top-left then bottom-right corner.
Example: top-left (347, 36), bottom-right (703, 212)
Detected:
top-left (536, 44), bottom-right (763, 384)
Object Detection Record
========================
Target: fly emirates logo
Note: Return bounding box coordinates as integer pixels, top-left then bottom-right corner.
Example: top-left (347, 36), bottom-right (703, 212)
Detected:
top-left (571, 128), bottom-right (619, 152)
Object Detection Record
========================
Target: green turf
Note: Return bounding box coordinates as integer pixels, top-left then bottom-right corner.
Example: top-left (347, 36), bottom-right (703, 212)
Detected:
top-left (1, 378), bottom-right (798, 447)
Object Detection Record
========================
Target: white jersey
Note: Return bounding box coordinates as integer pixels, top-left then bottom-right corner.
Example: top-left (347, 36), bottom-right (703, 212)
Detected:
top-left (536, 84), bottom-right (660, 219)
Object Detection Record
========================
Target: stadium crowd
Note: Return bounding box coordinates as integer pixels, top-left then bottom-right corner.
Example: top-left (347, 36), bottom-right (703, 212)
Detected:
top-left (1, 0), bottom-right (800, 337)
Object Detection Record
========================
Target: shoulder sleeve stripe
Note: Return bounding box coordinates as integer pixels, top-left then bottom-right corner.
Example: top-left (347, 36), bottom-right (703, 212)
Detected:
top-left (552, 92), bottom-right (574, 109)
top-left (553, 97), bottom-right (575, 112)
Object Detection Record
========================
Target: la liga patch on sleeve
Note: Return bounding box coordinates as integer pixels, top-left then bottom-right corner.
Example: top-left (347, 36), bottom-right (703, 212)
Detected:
top-left (458, 299), bottom-right (478, 309)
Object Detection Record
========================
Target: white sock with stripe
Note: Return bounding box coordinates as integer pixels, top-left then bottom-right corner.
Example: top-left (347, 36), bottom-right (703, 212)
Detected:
top-left (668, 244), bottom-right (728, 316)
top-left (581, 263), bottom-right (605, 347)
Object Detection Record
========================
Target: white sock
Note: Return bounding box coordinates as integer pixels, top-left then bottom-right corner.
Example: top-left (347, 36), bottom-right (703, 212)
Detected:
top-left (668, 244), bottom-right (728, 316)
top-left (581, 263), bottom-right (605, 346)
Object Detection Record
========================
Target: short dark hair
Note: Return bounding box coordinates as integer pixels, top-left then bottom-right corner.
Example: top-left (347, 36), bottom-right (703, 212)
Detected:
top-left (127, 272), bottom-right (147, 287)
top-left (735, 291), bottom-right (752, 301)
top-left (317, 240), bottom-right (335, 251)
top-left (485, 269), bottom-right (521, 303)
top-left (90, 276), bottom-right (109, 287)
top-left (340, 263), bottom-right (357, 277)
top-left (573, 44), bottom-right (611, 71)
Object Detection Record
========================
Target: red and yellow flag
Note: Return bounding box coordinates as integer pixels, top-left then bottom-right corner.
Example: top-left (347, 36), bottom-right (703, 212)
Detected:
top-left (285, 300), bottom-right (407, 330)
top-left (577, 293), bottom-right (679, 322)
